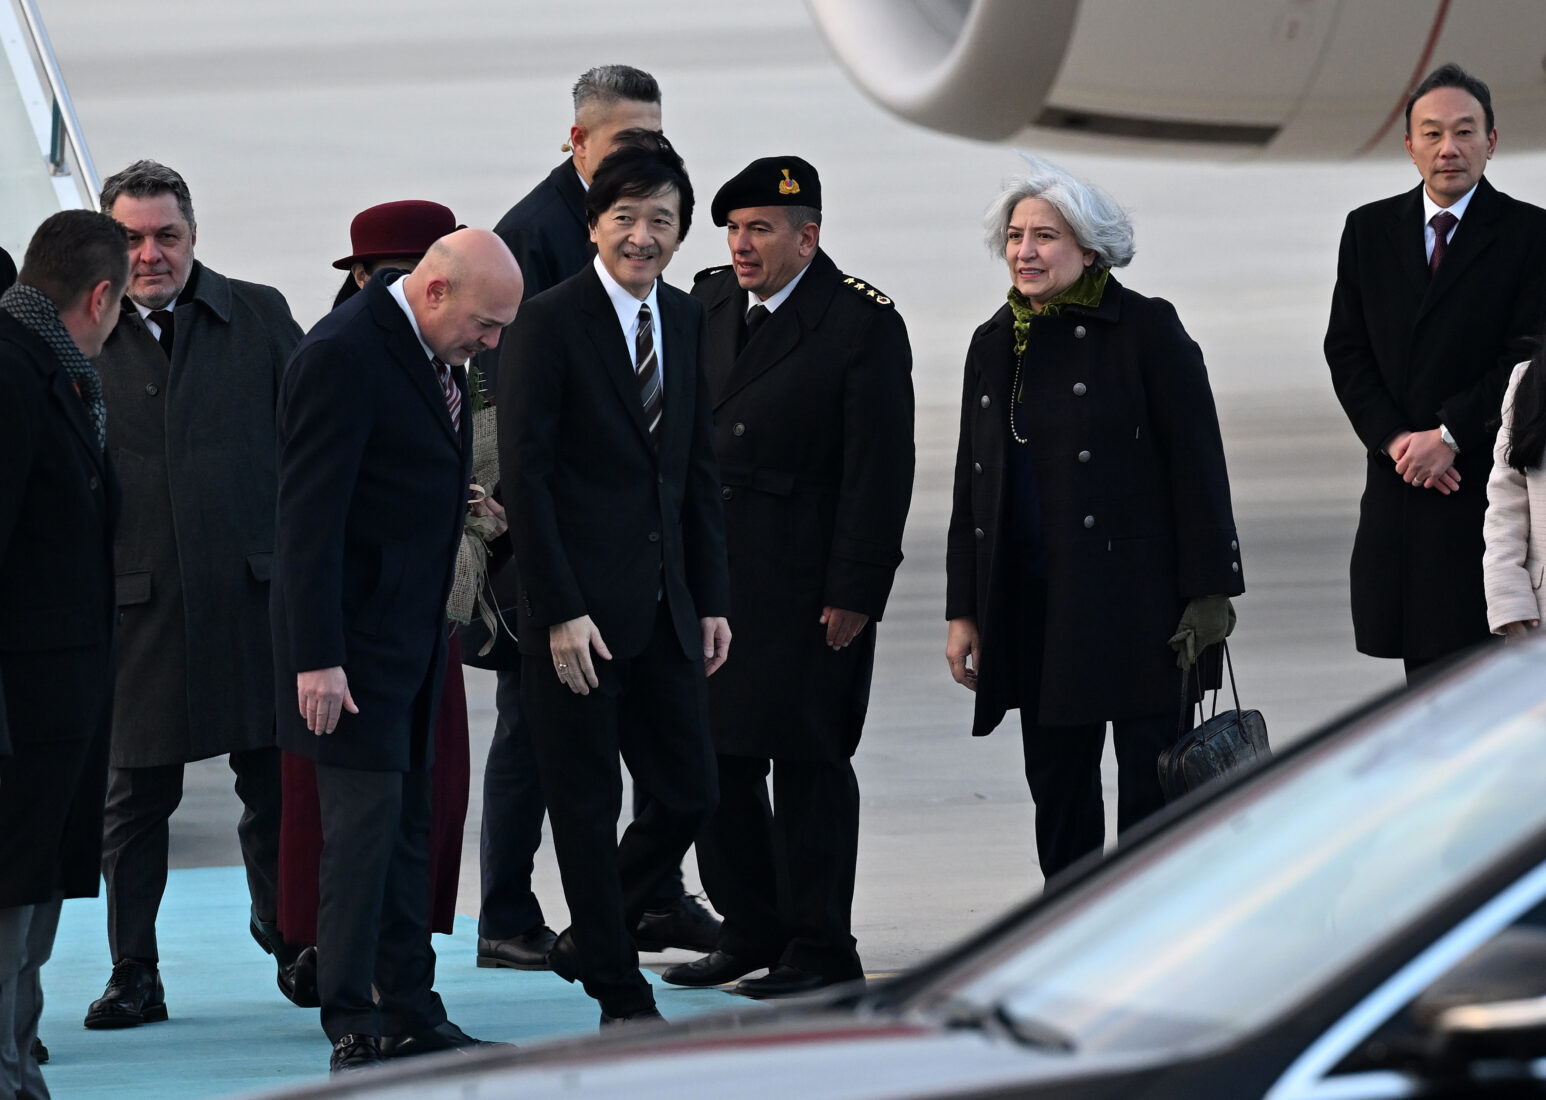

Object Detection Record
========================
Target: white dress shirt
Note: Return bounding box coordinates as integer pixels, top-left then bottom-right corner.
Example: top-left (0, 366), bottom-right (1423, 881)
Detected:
top-left (747, 260), bottom-right (811, 317)
top-left (593, 254), bottom-right (664, 381)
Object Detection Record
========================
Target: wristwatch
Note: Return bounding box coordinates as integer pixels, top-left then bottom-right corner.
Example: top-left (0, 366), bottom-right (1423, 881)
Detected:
top-left (1440, 424), bottom-right (1459, 454)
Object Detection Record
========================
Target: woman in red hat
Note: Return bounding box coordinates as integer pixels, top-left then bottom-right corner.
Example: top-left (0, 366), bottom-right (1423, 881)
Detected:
top-left (273, 200), bottom-right (481, 999)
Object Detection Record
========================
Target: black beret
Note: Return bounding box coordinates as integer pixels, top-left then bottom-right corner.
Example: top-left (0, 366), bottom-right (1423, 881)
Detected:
top-left (710, 156), bottom-right (821, 227)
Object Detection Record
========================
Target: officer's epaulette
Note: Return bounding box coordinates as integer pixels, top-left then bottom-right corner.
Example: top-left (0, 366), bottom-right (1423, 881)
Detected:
top-left (840, 274), bottom-right (895, 308)
top-left (694, 264), bottom-right (732, 284)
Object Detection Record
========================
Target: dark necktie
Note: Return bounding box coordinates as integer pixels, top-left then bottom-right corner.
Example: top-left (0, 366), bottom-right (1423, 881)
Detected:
top-left (636, 303), bottom-right (662, 443)
top-left (148, 309), bottom-right (175, 356)
top-left (1429, 211), bottom-right (1458, 275)
top-left (738, 303), bottom-right (770, 354)
top-left (431, 356), bottom-right (462, 431)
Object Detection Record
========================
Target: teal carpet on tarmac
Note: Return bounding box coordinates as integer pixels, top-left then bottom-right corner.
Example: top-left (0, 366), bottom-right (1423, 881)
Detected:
top-left (37, 866), bottom-right (737, 1098)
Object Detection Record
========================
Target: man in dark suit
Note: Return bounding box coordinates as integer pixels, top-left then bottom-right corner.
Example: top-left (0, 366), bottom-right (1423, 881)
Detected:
top-left (1326, 63), bottom-right (1546, 679)
top-left (84, 160), bottom-right (308, 1030)
top-left (499, 137), bottom-right (730, 1025)
top-left (661, 158), bottom-right (914, 998)
top-left (273, 229), bottom-right (522, 1071)
top-left (478, 64), bottom-right (719, 973)
top-left (0, 210), bottom-right (126, 1100)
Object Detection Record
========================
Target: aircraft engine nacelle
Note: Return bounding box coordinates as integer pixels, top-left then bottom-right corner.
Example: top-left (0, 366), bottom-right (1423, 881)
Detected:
top-left (805, 0), bottom-right (1546, 159)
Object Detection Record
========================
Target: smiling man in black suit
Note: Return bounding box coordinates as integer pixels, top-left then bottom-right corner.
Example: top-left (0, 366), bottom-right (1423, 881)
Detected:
top-left (499, 136), bottom-right (730, 1026)
top-left (1326, 63), bottom-right (1546, 679)
top-left (273, 228), bottom-right (523, 1072)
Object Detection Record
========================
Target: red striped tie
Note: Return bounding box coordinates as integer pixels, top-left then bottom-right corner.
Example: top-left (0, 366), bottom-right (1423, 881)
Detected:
top-left (432, 356), bottom-right (462, 431)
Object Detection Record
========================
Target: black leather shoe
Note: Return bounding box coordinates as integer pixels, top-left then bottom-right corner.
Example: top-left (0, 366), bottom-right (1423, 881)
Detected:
top-left (547, 928), bottom-right (581, 982)
top-left (734, 964), bottom-right (862, 1000)
top-left (600, 1005), bottom-right (665, 1028)
top-left (329, 1033), bottom-right (382, 1072)
top-left (381, 1019), bottom-right (503, 1058)
top-left (281, 945), bottom-right (320, 1008)
top-left (477, 925), bottom-right (557, 970)
top-left (632, 895), bottom-right (721, 953)
top-left (250, 914), bottom-right (319, 1007)
top-left (31, 1036), bottom-right (47, 1064)
top-left (84, 959), bottom-right (167, 1029)
top-left (661, 950), bottom-right (776, 988)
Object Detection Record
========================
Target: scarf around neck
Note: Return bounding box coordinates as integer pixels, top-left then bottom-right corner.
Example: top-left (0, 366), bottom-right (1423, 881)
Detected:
top-left (1, 282), bottom-right (107, 451)
top-left (1007, 266), bottom-right (1109, 361)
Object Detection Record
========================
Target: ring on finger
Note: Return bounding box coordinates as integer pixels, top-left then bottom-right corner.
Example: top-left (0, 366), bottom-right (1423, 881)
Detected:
top-left (557, 662), bottom-right (569, 672)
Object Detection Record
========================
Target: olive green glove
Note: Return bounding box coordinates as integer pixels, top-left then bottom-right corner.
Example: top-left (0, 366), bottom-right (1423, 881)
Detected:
top-left (1167, 596), bottom-right (1236, 671)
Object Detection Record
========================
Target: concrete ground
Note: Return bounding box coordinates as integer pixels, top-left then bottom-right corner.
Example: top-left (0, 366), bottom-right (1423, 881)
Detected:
top-left (42, 0), bottom-right (1546, 980)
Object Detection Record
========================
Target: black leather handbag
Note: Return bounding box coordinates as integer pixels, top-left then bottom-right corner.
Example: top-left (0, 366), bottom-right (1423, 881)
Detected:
top-left (1158, 642), bottom-right (1269, 801)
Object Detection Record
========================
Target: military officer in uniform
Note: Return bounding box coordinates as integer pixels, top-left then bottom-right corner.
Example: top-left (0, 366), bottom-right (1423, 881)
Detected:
top-left (663, 157), bottom-right (915, 998)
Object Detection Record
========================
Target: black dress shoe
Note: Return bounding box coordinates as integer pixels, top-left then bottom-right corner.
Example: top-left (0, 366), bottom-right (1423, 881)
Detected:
top-left (632, 895), bottom-right (721, 953)
top-left (734, 964), bottom-right (862, 1000)
top-left (250, 914), bottom-right (319, 1007)
top-left (660, 950), bottom-right (775, 988)
top-left (381, 1019), bottom-right (503, 1058)
top-left (330, 1033), bottom-right (382, 1072)
top-left (84, 959), bottom-right (167, 1029)
top-left (280, 945), bottom-right (320, 1008)
top-left (477, 925), bottom-right (557, 970)
top-left (547, 928), bottom-right (581, 982)
top-left (600, 1005), bottom-right (665, 1028)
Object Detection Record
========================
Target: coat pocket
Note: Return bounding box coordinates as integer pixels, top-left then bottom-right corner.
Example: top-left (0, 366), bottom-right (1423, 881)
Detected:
top-left (116, 570), bottom-right (152, 607)
top-left (247, 552), bottom-right (273, 584)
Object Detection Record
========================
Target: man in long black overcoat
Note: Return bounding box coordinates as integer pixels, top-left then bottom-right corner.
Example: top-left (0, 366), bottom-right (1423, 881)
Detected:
top-left (0, 211), bottom-right (126, 1100)
top-left (661, 157), bottom-right (914, 998)
top-left (272, 230), bottom-right (522, 1071)
top-left (1326, 64), bottom-right (1546, 677)
top-left (85, 161), bottom-right (306, 1028)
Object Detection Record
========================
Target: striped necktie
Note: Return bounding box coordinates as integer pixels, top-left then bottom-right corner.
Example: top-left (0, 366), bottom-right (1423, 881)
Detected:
top-left (636, 303), bottom-right (662, 443)
top-left (432, 356), bottom-right (462, 431)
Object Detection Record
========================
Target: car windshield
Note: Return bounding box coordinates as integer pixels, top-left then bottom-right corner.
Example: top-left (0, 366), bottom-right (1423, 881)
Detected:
top-left (938, 645), bottom-right (1546, 1056)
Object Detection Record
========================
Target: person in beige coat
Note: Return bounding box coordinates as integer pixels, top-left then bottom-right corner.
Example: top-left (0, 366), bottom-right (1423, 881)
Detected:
top-left (1483, 355), bottom-right (1546, 638)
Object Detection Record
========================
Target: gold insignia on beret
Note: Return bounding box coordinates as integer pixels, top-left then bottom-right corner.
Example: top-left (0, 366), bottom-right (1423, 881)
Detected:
top-left (778, 169), bottom-right (801, 196)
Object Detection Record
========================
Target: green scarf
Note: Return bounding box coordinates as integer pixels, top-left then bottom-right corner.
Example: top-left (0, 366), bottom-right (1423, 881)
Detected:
top-left (1007, 266), bottom-right (1108, 361)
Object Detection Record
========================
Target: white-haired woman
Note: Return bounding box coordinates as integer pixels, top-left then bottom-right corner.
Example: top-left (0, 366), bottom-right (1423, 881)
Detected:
top-left (945, 158), bottom-right (1244, 881)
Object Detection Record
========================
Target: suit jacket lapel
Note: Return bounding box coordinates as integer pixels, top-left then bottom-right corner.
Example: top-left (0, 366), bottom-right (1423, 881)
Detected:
top-left (49, 367), bottom-right (107, 478)
top-left (1383, 184), bottom-right (1431, 303)
top-left (1419, 176), bottom-right (1499, 321)
top-left (657, 287), bottom-right (695, 462)
top-left (365, 279), bottom-right (461, 448)
top-left (579, 266), bottom-right (655, 450)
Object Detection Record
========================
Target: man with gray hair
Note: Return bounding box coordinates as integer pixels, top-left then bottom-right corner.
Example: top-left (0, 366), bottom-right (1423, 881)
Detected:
top-left (0, 209), bottom-right (127, 1098)
top-left (84, 160), bottom-right (307, 1029)
top-left (475, 64), bottom-right (720, 974)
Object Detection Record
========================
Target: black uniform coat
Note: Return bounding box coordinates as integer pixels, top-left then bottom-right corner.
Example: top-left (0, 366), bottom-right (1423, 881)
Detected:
top-left (946, 276), bottom-right (1244, 738)
top-left (271, 276), bottom-right (471, 772)
top-left (0, 312), bottom-right (117, 906)
top-left (693, 252), bottom-right (915, 760)
top-left (96, 262), bottom-right (302, 767)
top-left (499, 264), bottom-right (729, 660)
top-left (1325, 177), bottom-right (1546, 662)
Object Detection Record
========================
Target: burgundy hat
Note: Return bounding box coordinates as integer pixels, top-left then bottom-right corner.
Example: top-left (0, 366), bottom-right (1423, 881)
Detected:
top-left (332, 200), bottom-right (459, 269)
